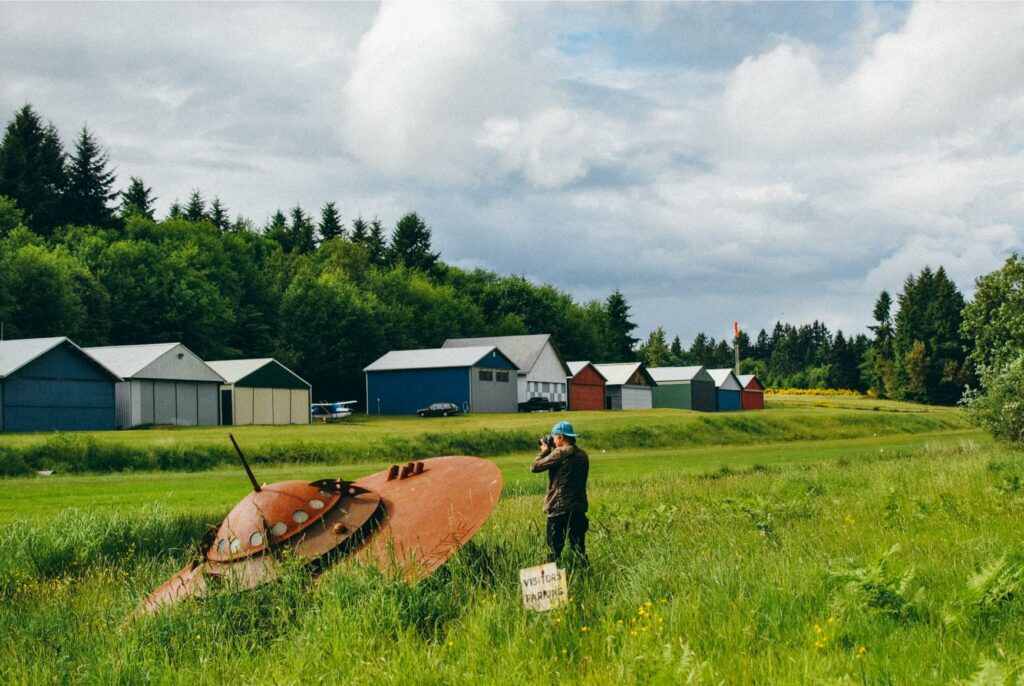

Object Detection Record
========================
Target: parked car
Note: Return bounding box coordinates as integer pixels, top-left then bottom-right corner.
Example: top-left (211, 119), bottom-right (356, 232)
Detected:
top-left (417, 402), bottom-right (461, 417)
top-left (517, 396), bottom-right (565, 413)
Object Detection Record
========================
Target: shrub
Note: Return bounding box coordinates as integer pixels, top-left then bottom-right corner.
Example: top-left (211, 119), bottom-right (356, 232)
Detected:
top-left (961, 356), bottom-right (1024, 445)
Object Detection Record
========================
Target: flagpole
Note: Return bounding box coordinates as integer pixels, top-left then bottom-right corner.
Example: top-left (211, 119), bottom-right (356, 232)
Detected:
top-left (733, 321), bottom-right (740, 374)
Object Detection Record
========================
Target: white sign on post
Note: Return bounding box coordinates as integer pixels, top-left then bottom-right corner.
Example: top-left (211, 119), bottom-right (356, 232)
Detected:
top-left (519, 562), bottom-right (568, 612)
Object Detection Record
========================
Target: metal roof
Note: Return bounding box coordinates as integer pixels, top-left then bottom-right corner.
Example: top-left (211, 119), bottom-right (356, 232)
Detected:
top-left (738, 374), bottom-right (763, 390)
top-left (648, 366), bottom-right (708, 383)
top-left (206, 358), bottom-right (309, 387)
top-left (364, 346), bottom-right (518, 372)
top-left (593, 362), bottom-right (654, 387)
top-left (442, 334), bottom-right (569, 375)
top-left (0, 337), bottom-right (120, 380)
top-left (707, 368), bottom-right (743, 391)
top-left (85, 342), bottom-right (224, 382)
top-left (566, 361), bottom-right (607, 381)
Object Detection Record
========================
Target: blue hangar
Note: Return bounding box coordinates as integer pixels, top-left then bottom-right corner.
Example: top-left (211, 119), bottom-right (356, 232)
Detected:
top-left (364, 346), bottom-right (519, 415)
top-left (0, 337), bottom-right (121, 433)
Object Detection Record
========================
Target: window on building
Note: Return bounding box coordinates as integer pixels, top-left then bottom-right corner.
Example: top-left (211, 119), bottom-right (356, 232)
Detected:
top-left (479, 370), bottom-right (493, 381)
top-left (542, 382), bottom-right (550, 392)
top-left (496, 371), bottom-right (509, 382)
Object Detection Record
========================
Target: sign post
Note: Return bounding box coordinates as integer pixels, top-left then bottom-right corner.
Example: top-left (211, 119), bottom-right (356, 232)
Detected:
top-left (519, 562), bottom-right (568, 612)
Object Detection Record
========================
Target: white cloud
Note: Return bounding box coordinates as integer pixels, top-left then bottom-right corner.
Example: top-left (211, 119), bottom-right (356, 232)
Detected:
top-left (341, 2), bottom-right (548, 183)
top-left (2, 1), bottom-right (1023, 344)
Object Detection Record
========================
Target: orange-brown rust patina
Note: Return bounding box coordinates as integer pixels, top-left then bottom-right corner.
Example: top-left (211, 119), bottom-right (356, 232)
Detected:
top-left (138, 442), bottom-right (502, 615)
top-left (351, 455), bottom-right (503, 581)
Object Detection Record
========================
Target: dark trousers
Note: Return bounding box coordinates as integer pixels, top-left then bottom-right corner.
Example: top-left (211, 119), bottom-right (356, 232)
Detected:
top-left (546, 509), bottom-right (588, 562)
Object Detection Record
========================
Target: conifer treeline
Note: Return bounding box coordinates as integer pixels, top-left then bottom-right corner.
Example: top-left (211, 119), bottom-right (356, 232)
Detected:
top-left (0, 105), bottom-right (980, 404)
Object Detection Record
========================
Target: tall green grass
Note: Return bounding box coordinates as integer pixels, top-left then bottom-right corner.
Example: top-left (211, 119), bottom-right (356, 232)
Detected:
top-left (2, 437), bottom-right (1023, 684)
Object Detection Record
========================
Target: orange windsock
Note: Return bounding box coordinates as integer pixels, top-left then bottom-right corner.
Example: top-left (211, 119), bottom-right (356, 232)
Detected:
top-left (734, 321), bottom-right (739, 339)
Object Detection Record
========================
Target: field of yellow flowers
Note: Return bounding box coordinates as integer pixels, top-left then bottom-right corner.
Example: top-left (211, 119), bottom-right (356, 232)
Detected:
top-left (0, 400), bottom-right (1021, 684)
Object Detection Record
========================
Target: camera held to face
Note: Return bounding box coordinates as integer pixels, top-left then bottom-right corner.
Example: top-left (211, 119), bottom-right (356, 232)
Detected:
top-left (539, 435), bottom-right (555, 450)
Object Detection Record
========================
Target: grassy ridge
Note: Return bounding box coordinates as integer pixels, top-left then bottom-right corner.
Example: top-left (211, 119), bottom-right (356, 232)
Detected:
top-left (1, 437), bottom-right (1022, 683)
top-left (0, 396), bottom-right (967, 477)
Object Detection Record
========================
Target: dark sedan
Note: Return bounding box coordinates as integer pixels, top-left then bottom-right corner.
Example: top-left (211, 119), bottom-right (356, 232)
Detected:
top-left (417, 402), bottom-right (461, 417)
top-left (517, 396), bottom-right (565, 413)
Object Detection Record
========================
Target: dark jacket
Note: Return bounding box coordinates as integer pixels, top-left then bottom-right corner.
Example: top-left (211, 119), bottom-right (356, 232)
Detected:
top-left (531, 444), bottom-right (589, 515)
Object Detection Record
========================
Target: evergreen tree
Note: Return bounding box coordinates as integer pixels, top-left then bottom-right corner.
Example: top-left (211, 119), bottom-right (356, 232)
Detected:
top-left (669, 335), bottom-right (685, 365)
top-left (167, 200), bottom-right (183, 220)
top-left (688, 332), bottom-right (714, 367)
top-left (605, 290), bottom-right (638, 361)
top-left (827, 330), bottom-right (861, 390)
top-left (864, 290), bottom-right (896, 397)
top-left (752, 329), bottom-right (770, 360)
top-left (209, 196), bottom-right (229, 232)
top-left (64, 126), bottom-right (117, 228)
top-left (119, 176), bottom-right (156, 220)
top-left (265, 210), bottom-right (290, 251)
top-left (184, 189), bottom-right (207, 222)
top-left (892, 266), bottom-right (967, 404)
top-left (350, 216), bottom-right (369, 243)
top-left (735, 330), bottom-right (751, 365)
top-left (713, 339), bottom-right (733, 368)
top-left (0, 104), bottom-right (68, 235)
top-left (289, 205), bottom-right (316, 254)
top-left (367, 218), bottom-right (388, 266)
top-left (318, 201), bottom-right (344, 242)
top-left (388, 212), bottom-right (438, 272)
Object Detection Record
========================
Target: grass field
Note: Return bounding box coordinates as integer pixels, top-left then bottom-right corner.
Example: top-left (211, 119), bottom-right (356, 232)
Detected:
top-left (2, 398), bottom-right (1022, 684)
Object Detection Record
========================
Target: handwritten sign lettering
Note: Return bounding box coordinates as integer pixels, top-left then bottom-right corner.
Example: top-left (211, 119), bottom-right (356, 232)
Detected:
top-left (519, 563), bottom-right (567, 612)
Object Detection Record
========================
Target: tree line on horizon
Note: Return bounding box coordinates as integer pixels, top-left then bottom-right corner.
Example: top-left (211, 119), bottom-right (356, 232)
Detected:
top-left (0, 105), bottom-right (641, 402)
top-left (1, 104), bottom-right (1020, 409)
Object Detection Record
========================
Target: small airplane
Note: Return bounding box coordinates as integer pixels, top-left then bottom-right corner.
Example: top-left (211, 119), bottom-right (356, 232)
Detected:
top-left (311, 400), bottom-right (358, 422)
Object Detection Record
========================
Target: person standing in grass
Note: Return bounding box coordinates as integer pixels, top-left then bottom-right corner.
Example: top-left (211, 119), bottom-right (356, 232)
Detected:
top-left (532, 420), bottom-right (590, 564)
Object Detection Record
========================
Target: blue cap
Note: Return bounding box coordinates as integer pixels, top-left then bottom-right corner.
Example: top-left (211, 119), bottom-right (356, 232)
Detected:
top-left (551, 421), bottom-right (578, 437)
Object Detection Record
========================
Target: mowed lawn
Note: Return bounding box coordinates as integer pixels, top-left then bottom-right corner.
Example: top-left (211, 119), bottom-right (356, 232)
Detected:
top-left (2, 398), bottom-right (1022, 684)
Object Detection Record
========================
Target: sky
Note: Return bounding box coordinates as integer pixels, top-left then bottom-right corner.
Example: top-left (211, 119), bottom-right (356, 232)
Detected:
top-left (2, 1), bottom-right (1023, 345)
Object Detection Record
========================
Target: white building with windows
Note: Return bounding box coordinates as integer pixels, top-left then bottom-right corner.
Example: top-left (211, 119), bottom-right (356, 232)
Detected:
top-left (442, 334), bottom-right (571, 404)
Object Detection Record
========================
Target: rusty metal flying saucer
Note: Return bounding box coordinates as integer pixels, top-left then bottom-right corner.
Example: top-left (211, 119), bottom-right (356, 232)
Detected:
top-left (138, 436), bottom-right (502, 614)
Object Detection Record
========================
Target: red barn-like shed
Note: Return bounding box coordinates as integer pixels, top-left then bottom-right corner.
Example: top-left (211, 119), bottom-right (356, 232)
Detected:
top-left (567, 361), bottom-right (607, 411)
top-left (738, 374), bottom-right (764, 410)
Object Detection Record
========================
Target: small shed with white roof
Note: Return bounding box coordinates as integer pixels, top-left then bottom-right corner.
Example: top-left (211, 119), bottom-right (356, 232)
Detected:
top-left (207, 358), bottom-right (311, 425)
top-left (364, 346), bottom-right (519, 415)
top-left (707, 368), bottom-right (743, 412)
top-left (738, 374), bottom-right (765, 410)
top-left (85, 342), bottom-right (224, 428)
top-left (649, 366), bottom-right (716, 412)
top-left (0, 337), bottom-right (121, 432)
top-left (593, 362), bottom-right (655, 410)
top-left (566, 361), bottom-right (607, 411)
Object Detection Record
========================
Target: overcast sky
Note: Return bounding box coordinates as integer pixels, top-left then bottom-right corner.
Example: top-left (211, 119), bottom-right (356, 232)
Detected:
top-left (2, 2), bottom-right (1023, 344)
